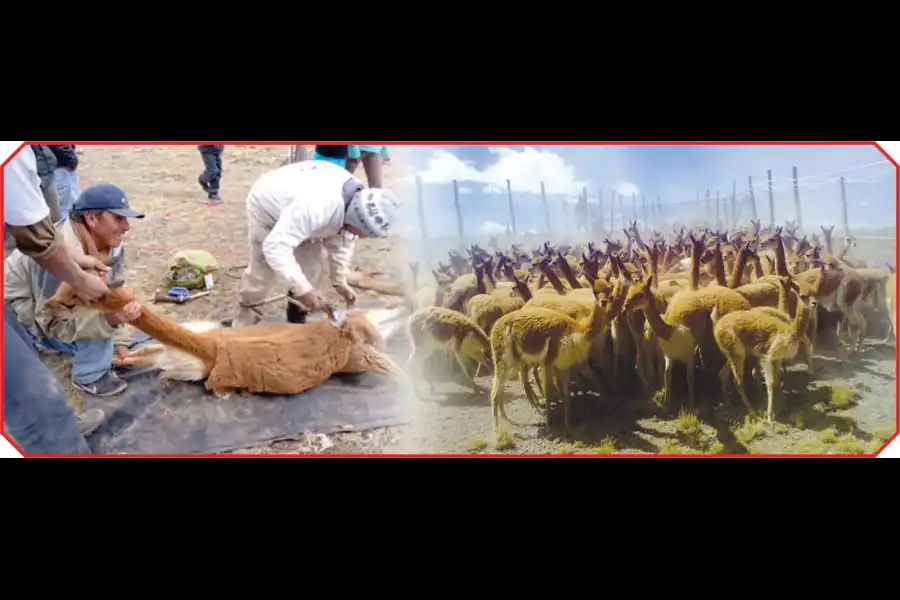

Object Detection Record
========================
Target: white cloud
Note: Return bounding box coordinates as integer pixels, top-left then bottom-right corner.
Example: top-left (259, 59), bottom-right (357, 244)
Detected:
top-left (416, 149), bottom-right (481, 184)
top-left (479, 220), bottom-right (509, 235)
top-left (417, 146), bottom-right (588, 195)
top-left (615, 181), bottom-right (640, 198)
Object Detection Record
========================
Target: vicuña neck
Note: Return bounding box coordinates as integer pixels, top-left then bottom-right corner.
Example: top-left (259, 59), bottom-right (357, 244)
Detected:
top-left (793, 302), bottom-right (811, 337)
top-left (712, 248), bottom-right (727, 286)
top-left (557, 258), bottom-right (583, 289)
top-left (729, 250), bottom-right (749, 288)
top-left (539, 265), bottom-right (567, 294)
top-left (642, 293), bottom-right (674, 341)
top-left (690, 246), bottom-right (702, 290)
top-left (775, 236), bottom-right (790, 275)
top-left (132, 306), bottom-right (217, 361)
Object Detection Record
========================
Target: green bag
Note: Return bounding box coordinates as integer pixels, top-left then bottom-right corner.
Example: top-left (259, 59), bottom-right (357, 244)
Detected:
top-left (165, 250), bottom-right (219, 290)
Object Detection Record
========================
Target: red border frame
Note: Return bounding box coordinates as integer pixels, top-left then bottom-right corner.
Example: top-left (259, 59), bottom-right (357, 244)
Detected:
top-left (2, 141), bottom-right (896, 458)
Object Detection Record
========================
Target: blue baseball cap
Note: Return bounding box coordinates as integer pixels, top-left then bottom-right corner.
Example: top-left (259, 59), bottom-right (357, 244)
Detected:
top-left (73, 183), bottom-right (145, 219)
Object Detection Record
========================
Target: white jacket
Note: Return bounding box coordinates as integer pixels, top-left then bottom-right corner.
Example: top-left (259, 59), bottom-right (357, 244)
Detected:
top-left (249, 161), bottom-right (361, 296)
top-left (4, 148), bottom-right (50, 226)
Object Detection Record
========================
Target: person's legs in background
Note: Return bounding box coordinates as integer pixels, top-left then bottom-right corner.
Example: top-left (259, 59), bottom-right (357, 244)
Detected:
top-left (345, 145), bottom-right (362, 175)
top-left (312, 149), bottom-right (350, 169)
top-left (198, 147), bottom-right (224, 203)
top-left (292, 145), bottom-right (309, 163)
top-left (40, 175), bottom-right (63, 223)
top-left (346, 145), bottom-right (385, 187)
top-left (3, 305), bottom-right (97, 455)
top-left (53, 167), bottom-right (81, 220)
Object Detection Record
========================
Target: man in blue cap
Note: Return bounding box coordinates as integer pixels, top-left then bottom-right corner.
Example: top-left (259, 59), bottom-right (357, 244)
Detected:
top-left (5, 182), bottom-right (145, 399)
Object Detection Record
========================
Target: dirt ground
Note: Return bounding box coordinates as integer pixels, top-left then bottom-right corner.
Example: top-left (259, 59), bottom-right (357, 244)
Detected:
top-left (29, 144), bottom-right (415, 455)
top-left (403, 234), bottom-right (897, 456)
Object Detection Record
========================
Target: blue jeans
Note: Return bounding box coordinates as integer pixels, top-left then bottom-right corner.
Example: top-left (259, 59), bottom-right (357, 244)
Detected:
top-left (37, 336), bottom-right (114, 385)
top-left (53, 168), bottom-right (81, 220)
top-left (3, 305), bottom-right (91, 455)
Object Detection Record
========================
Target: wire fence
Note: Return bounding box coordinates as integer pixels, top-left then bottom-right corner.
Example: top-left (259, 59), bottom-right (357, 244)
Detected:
top-left (406, 160), bottom-right (896, 261)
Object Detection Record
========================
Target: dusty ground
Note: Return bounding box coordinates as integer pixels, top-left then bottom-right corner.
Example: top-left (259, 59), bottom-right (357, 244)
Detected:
top-left (29, 144), bottom-right (415, 455)
top-left (404, 234), bottom-right (897, 456)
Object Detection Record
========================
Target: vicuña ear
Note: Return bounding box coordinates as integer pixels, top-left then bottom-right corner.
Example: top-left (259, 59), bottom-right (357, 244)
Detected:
top-left (108, 279), bottom-right (126, 289)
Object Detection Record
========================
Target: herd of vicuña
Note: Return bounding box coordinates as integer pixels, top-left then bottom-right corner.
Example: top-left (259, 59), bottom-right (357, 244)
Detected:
top-left (404, 220), bottom-right (895, 442)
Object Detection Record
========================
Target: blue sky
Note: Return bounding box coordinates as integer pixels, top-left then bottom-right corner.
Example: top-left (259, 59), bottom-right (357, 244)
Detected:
top-left (400, 144), bottom-right (896, 239)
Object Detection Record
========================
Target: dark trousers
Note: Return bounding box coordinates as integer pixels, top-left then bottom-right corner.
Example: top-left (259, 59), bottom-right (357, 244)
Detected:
top-left (199, 148), bottom-right (223, 197)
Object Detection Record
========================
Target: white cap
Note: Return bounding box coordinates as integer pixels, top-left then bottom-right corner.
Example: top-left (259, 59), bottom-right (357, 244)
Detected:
top-left (344, 188), bottom-right (401, 237)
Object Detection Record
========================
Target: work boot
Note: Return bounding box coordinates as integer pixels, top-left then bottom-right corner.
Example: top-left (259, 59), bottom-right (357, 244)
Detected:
top-left (198, 174), bottom-right (210, 193)
top-left (76, 408), bottom-right (106, 437)
top-left (73, 371), bottom-right (128, 397)
top-left (286, 291), bottom-right (308, 324)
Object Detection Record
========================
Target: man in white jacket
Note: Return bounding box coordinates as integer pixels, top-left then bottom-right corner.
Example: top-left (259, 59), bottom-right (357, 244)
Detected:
top-left (3, 148), bottom-right (112, 454)
top-left (232, 160), bottom-right (401, 328)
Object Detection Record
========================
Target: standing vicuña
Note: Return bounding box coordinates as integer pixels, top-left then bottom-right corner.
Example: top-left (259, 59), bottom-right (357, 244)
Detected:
top-left (488, 284), bottom-right (610, 438)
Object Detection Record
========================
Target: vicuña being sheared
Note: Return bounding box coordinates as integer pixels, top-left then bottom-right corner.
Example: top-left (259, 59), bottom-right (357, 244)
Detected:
top-left (44, 278), bottom-right (407, 399)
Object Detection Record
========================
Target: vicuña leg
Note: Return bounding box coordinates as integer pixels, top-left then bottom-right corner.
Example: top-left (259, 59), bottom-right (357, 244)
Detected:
top-left (539, 364), bottom-right (555, 430)
top-left (452, 349), bottom-right (485, 395)
top-left (557, 368), bottom-right (573, 436)
top-left (685, 352), bottom-right (697, 411)
top-left (760, 359), bottom-right (780, 423)
top-left (490, 362), bottom-right (509, 435)
top-left (727, 356), bottom-right (756, 418)
top-left (519, 369), bottom-right (545, 416)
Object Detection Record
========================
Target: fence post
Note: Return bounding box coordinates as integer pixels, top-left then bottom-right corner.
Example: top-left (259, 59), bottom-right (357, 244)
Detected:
top-left (609, 192), bottom-right (616, 235)
top-left (656, 195), bottom-right (662, 227)
top-left (705, 189), bottom-right (711, 226)
top-left (641, 193), bottom-right (648, 231)
top-left (540, 181), bottom-right (551, 234)
top-left (415, 175), bottom-right (427, 240)
top-left (748, 175), bottom-right (758, 220)
top-left (597, 189), bottom-right (604, 235)
top-left (625, 194), bottom-right (631, 229)
top-left (506, 179), bottom-right (517, 237)
top-left (767, 169), bottom-right (775, 226)
top-left (452, 179), bottom-right (464, 249)
top-left (716, 189), bottom-right (721, 230)
top-left (731, 179), bottom-right (737, 229)
top-left (581, 186), bottom-right (589, 234)
top-left (792, 166), bottom-right (803, 231)
top-left (839, 176), bottom-right (850, 236)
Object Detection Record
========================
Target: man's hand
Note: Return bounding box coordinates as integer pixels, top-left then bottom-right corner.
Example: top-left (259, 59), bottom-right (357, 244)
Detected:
top-left (296, 289), bottom-right (329, 312)
top-left (72, 271), bottom-right (111, 303)
top-left (333, 281), bottom-right (358, 308)
top-left (105, 300), bottom-right (141, 327)
top-left (74, 254), bottom-right (110, 275)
